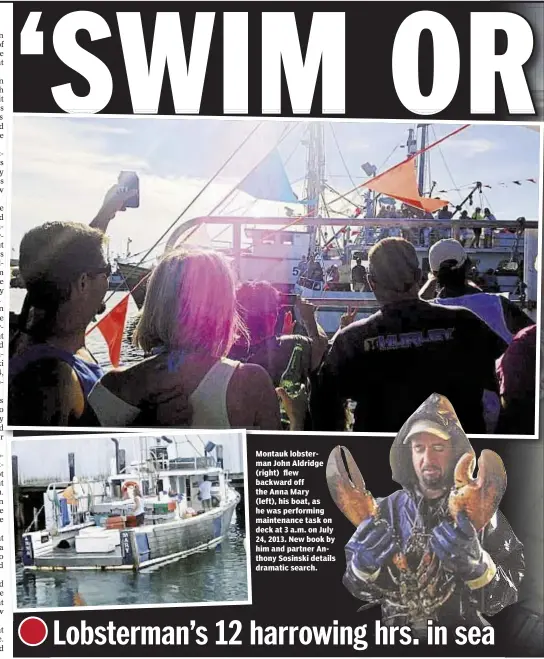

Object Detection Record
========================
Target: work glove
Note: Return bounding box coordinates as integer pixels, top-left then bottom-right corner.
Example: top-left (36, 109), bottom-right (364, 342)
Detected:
top-left (347, 517), bottom-right (399, 576)
top-left (430, 511), bottom-right (488, 583)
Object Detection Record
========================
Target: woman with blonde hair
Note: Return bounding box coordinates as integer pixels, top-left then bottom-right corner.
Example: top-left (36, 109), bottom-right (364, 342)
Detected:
top-left (91, 248), bottom-right (281, 429)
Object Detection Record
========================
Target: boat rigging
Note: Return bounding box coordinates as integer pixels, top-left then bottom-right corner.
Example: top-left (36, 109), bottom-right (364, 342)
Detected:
top-left (112, 121), bottom-right (539, 338)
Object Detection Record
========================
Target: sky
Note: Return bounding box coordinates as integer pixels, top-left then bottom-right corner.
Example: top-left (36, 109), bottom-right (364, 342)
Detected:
top-left (10, 116), bottom-right (541, 260)
top-left (12, 433), bottom-right (243, 484)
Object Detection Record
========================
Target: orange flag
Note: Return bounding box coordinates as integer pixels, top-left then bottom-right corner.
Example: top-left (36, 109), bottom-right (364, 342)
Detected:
top-left (95, 294), bottom-right (129, 367)
top-left (362, 158), bottom-right (448, 214)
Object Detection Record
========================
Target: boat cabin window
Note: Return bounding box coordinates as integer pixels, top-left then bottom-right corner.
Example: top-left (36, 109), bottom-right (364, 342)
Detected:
top-left (281, 235), bottom-right (294, 245)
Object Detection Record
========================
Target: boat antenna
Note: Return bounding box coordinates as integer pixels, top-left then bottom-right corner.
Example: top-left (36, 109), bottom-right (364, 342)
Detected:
top-left (187, 437), bottom-right (204, 457)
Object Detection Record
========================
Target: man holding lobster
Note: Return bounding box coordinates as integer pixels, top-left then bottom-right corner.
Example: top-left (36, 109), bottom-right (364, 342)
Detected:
top-left (338, 393), bottom-right (524, 633)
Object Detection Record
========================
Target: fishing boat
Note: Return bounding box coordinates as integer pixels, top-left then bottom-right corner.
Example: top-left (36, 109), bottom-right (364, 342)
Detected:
top-left (21, 439), bottom-right (241, 571)
top-left (107, 267), bottom-right (128, 292)
top-left (116, 123), bottom-right (539, 335)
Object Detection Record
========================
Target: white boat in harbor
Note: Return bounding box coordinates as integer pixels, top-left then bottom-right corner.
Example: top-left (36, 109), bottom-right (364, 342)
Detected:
top-left (21, 441), bottom-right (241, 571)
top-left (116, 123), bottom-right (539, 336)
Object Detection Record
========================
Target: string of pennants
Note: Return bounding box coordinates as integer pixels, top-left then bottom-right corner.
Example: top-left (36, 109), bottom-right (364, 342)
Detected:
top-left (437, 178), bottom-right (537, 193)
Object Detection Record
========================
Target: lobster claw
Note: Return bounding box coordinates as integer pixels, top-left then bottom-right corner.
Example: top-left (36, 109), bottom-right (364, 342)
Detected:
top-left (326, 446), bottom-right (378, 527)
top-left (448, 450), bottom-right (507, 531)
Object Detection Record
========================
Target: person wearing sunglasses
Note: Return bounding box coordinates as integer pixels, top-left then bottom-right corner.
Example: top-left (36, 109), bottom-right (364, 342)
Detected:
top-left (8, 185), bottom-right (134, 426)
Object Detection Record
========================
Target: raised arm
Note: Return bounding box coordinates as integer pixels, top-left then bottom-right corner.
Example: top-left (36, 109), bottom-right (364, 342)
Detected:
top-left (89, 184), bottom-right (138, 233)
top-left (296, 299), bottom-right (329, 372)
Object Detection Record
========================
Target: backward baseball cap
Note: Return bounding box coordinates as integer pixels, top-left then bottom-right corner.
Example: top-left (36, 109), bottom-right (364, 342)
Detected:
top-left (429, 239), bottom-right (467, 273)
top-left (368, 237), bottom-right (420, 293)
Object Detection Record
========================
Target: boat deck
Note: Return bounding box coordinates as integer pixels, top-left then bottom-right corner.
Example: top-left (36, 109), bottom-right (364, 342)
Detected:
top-left (34, 547), bottom-right (125, 569)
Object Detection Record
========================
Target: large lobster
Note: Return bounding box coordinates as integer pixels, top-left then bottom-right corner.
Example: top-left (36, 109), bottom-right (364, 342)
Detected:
top-left (327, 445), bottom-right (507, 625)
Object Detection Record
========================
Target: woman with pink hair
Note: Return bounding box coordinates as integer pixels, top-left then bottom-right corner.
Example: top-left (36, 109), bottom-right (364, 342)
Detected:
top-left (91, 248), bottom-right (282, 429)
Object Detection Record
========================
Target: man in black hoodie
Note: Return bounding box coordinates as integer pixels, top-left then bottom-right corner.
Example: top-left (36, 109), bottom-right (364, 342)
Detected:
top-left (343, 393), bottom-right (524, 635)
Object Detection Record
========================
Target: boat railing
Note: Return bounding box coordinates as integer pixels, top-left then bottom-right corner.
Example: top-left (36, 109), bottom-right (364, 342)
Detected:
top-left (296, 277), bottom-right (325, 291)
top-left (163, 215), bottom-right (537, 257)
top-left (292, 297), bottom-right (379, 310)
top-left (45, 480), bottom-right (111, 531)
top-left (164, 456), bottom-right (217, 471)
top-left (176, 215), bottom-right (538, 232)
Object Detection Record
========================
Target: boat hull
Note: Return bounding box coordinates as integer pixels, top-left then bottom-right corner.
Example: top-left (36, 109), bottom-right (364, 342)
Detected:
top-left (22, 492), bottom-right (240, 571)
top-left (117, 262), bottom-right (150, 309)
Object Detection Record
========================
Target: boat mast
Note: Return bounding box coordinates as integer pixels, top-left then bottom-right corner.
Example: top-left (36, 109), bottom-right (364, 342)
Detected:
top-left (304, 122), bottom-right (325, 253)
top-left (406, 128), bottom-right (418, 158)
top-left (416, 124), bottom-right (429, 195)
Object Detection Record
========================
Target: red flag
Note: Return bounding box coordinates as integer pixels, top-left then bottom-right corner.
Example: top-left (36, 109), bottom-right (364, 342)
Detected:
top-left (282, 310), bottom-right (295, 335)
top-left (94, 294), bottom-right (129, 367)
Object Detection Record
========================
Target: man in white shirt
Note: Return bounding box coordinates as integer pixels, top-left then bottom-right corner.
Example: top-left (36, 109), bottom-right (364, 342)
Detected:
top-left (199, 476), bottom-right (212, 510)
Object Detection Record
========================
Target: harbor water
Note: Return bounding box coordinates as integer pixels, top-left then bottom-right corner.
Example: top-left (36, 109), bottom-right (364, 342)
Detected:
top-left (16, 510), bottom-right (248, 609)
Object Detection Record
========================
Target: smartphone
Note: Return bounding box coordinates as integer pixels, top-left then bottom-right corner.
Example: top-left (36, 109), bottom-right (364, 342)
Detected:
top-left (118, 171), bottom-right (140, 208)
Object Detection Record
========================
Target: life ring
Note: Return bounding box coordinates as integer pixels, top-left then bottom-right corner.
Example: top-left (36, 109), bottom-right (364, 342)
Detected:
top-left (121, 480), bottom-right (139, 496)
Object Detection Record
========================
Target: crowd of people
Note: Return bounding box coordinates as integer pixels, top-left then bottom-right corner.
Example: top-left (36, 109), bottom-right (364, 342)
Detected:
top-left (296, 202), bottom-right (504, 293)
top-left (8, 187), bottom-right (537, 435)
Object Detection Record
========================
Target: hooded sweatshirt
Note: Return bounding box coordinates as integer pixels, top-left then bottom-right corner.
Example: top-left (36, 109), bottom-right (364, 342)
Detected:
top-left (343, 394), bottom-right (524, 633)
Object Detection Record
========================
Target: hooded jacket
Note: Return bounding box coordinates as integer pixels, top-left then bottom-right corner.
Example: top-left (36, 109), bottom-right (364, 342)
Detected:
top-left (343, 393), bottom-right (524, 632)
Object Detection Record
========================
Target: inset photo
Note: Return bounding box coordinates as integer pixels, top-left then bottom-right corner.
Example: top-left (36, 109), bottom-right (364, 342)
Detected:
top-left (11, 431), bottom-right (250, 610)
top-left (323, 394), bottom-right (543, 653)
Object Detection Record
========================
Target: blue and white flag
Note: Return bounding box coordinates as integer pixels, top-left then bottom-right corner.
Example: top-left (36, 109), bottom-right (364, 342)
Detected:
top-left (237, 149), bottom-right (299, 203)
